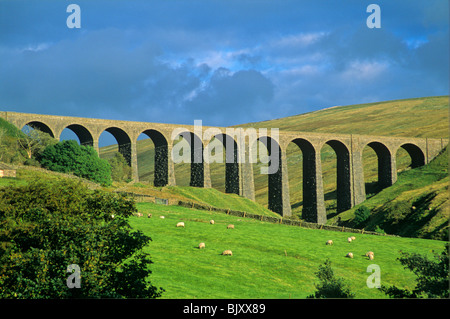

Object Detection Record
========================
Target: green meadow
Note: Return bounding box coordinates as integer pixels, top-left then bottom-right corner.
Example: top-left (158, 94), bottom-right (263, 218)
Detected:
top-left (130, 202), bottom-right (446, 299)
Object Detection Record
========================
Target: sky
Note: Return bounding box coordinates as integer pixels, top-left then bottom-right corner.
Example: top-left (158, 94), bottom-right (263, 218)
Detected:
top-left (0, 0), bottom-right (448, 130)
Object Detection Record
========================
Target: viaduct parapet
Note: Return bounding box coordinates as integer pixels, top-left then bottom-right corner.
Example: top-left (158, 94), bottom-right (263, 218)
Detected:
top-left (1, 111), bottom-right (447, 224)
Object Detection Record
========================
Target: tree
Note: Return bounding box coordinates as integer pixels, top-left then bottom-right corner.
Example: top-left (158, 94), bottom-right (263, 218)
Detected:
top-left (381, 244), bottom-right (449, 298)
top-left (307, 259), bottom-right (355, 298)
top-left (0, 180), bottom-right (164, 298)
top-left (108, 152), bottom-right (132, 182)
top-left (17, 127), bottom-right (57, 159)
top-left (39, 140), bottom-right (112, 186)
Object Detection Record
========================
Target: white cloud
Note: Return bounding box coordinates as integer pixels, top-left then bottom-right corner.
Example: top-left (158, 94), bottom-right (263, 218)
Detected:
top-left (18, 42), bottom-right (52, 53)
top-left (273, 32), bottom-right (328, 48)
top-left (341, 60), bottom-right (389, 82)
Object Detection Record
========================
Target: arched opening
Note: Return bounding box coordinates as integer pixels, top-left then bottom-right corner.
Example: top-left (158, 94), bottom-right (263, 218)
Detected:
top-left (172, 131), bottom-right (204, 187)
top-left (207, 134), bottom-right (239, 195)
top-left (363, 142), bottom-right (393, 192)
top-left (398, 143), bottom-right (425, 170)
top-left (252, 136), bottom-right (283, 215)
top-left (287, 138), bottom-right (318, 221)
top-left (321, 140), bottom-right (351, 215)
top-left (137, 129), bottom-right (168, 187)
top-left (60, 124), bottom-right (93, 147)
top-left (98, 127), bottom-right (132, 166)
top-left (23, 121), bottom-right (54, 138)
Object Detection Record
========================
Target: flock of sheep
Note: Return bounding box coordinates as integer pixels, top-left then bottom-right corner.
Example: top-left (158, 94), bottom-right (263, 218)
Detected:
top-left (138, 212), bottom-right (374, 260)
top-left (326, 236), bottom-right (375, 260)
top-left (175, 219), bottom-right (235, 256)
top-left (140, 212), bottom-right (235, 256)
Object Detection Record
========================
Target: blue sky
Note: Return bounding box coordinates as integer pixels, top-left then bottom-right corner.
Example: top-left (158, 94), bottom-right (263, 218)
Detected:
top-left (0, 0), bottom-right (448, 128)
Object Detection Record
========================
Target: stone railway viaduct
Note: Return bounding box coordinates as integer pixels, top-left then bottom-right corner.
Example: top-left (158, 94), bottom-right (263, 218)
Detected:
top-left (1, 111), bottom-right (447, 224)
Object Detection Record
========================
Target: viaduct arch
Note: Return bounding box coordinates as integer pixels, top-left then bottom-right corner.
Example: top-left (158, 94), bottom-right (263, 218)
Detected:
top-left (2, 111), bottom-right (447, 224)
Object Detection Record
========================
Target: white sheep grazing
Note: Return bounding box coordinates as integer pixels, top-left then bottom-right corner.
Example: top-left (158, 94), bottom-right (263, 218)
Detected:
top-left (160, 215), bottom-right (165, 219)
top-left (326, 240), bottom-right (333, 245)
top-left (366, 251), bottom-right (375, 260)
top-left (350, 236), bottom-right (356, 241)
top-left (227, 224), bottom-right (234, 229)
top-left (198, 242), bottom-right (205, 249)
top-left (176, 222), bottom-right (185, 228)
top-left (136, 212), bottom-right (143, 217)
top-left (347, 237), bottom-right (352, 243)
top-left (210, 220), bottom-right (215, 225)
top-left (147, 213), bottom-right (152, 218)
top-left (222, 250), bottom-right (233, 256)
top-left (346, 252), bottom-right (354, 258)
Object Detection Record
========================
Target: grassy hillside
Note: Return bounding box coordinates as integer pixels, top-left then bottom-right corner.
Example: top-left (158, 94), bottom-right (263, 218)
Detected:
top-left (0, 164), bottom-right (278, 218)
top-left (130, 202), bottom-right (446, 299)
top-left (330, 146), bottom-right (449, 240)
top-left (241, 95), bottom-right (448, 138)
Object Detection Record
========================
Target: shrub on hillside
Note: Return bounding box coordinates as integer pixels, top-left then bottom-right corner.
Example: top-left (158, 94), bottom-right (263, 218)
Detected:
top-left (307, 259), bottom-right (355, 298)
top-left (353, 205), bottom-right (371, 227)
top-left (0, 180), bottom-right (164, 298)
top-left (39, 140), bottom-right (112, 186)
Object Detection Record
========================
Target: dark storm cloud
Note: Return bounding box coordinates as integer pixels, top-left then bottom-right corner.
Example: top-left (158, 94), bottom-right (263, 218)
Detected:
top-left (0, 0), bottom-right (448, 127)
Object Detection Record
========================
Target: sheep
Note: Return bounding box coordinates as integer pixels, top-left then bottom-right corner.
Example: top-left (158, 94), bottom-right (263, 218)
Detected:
top-left (222, 250), bottom-right (233, 256)
top-left (347, 237), bottom-right (352, 243)
top-left (350, 236), bottom-right (356, 241)
top-left (198, 242), bottom-right (205, 249)
top-left (160, 215), bottom-right (165, 219)
top-left (136, 212), bottom-right (143, 217)
top-left (176, 222), bottom-right (185, 228)
top-left (227, 224), bottom-right (234, 229)
top-left (210, 220), bottom-right (215, 225)
top-left (346, 252), bottom-right (354, 258)
top-left (326, 240), bottom-right (333, 245)
top-left (147, 213), bottom-right (152, 218)
top-left (366, 251), bottom-right (374, 260)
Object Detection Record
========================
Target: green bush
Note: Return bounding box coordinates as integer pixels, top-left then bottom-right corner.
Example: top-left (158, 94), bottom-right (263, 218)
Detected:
top-left (39, 140), bottom-right (112, 186)
top-left (353, 205), bottom-right (371, 227)
top-left (307, 259), bottom-right (355, 298)
top-left (0, 180), bottom-right (164, 298)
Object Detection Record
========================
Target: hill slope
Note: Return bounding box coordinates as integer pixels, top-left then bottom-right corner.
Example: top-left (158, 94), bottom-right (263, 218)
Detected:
top-left (240, 95), bottom-right (448, 138)
top-left (330, 146), bottom-right (449, 240)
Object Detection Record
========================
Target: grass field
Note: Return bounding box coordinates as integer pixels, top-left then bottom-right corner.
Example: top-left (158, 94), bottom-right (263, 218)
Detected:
top-left (130, 202), bottom-right (446, 299)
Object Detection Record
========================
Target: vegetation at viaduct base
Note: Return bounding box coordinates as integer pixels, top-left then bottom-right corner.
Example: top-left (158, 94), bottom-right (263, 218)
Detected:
top-left (0, 119), bottom-right (132, 186)
top-left (39, 140), bottom-right (112, 186)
